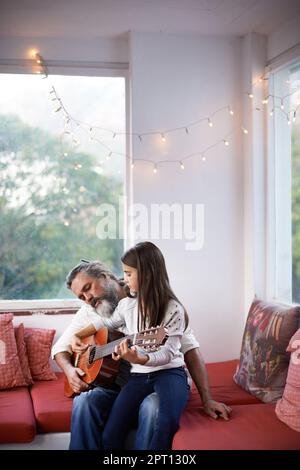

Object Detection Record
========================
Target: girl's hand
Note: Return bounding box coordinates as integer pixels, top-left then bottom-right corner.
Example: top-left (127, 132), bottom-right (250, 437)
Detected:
top-left (71, 335), bottom-right (89, 355)
top-left (112, 339), bottom-right (148, 365)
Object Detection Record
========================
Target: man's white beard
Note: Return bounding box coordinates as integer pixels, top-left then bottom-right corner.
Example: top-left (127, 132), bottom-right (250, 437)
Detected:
top-left (95, 299), bottom-right (115, 318)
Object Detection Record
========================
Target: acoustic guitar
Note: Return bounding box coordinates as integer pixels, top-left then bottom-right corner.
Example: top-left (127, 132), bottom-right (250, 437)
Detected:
top-left (64, 325), bottom-right (168, 397)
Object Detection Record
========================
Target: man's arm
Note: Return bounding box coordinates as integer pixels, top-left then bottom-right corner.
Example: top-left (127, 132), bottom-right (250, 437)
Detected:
top-left (52, 306), bottom-right (93, 394)
top-left (55, 351), bottom-right (89, 394)
top-left (184, 348), bottom-right (232, 420)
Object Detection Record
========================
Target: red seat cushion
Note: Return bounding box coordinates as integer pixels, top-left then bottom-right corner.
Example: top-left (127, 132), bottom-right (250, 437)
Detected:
top-left (173, 403), bottom-right (300, 450)
top-left (30, 372), bottom-right (73, 432)
top-left (0, 387), bottom-right (36, 443)
top-left (186, 360), bottom-right (261, 409)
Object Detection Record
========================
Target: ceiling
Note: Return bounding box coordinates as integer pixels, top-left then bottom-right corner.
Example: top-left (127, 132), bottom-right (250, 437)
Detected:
top-left (1, 0), bottom-right (300, 38)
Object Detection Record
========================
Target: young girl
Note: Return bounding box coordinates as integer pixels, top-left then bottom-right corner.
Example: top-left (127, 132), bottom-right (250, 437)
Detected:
top-left (71, 241), bottom-right (190, 450)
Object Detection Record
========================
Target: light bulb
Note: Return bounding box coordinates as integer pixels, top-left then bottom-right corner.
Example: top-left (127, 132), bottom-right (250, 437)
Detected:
top-left (208, 119), bottom-right (213, 128)
top-left (228, 107), bottom-right (234, 116)
top-left (131, 163), bottom-right (135, 169)
top-left (180, 161), bottom-right (185, 170)
top-left (242, 127), bottom-right (249, 134)
top-left (248, 93), bottom-right (254, 99)
top-left (161, 133), bottom-right (166, 142)
top-left (269, 110), bottom-right (274, 117)
top-left (262, 97), bottom-right (269, 104)
top-left (201, 155), bottom-right (206, 162)
top-left (153, 165), bottom-right (158, 173)
top-left (223, 139), bottom-right (229, 146)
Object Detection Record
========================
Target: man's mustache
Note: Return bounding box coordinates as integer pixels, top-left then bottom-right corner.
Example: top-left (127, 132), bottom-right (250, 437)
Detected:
top-left (91, 297), bottom-right (103, 308)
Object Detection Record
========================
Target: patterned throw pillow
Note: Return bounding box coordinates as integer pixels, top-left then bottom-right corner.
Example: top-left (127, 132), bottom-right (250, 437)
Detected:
top-left (24, 328), bottom-right (57, 381)
top-left (234, 298), bottom-right (300, 403)
top-left (14, 324), bottom-right (33, 386)
top-left (275, 328), bottom-right (300, 431)
top-left (0, 313), bottom-right (28, 389)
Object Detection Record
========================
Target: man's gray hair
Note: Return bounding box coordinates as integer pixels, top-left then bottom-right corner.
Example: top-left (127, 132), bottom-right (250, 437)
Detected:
top-left (66, 261), bottom-right (119, 289)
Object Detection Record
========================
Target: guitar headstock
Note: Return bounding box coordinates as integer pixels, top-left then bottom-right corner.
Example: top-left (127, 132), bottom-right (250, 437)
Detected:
top-left (135, 325), bottom-right (168, 352)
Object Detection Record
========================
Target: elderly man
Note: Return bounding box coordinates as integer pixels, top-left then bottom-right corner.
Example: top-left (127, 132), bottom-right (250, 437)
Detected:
top-left (52, 261), bottom-right (231, 450)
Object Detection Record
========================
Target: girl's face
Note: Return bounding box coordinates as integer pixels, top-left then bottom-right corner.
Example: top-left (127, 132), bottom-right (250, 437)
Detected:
top-left (122, 263), bottom-right (138, 294)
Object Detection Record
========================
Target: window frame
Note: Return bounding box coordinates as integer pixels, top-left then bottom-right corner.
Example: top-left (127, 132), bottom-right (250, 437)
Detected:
top-left (266, 60), bottom-right (300, 304)
top-left (0, 59), bottom-right (131, 311)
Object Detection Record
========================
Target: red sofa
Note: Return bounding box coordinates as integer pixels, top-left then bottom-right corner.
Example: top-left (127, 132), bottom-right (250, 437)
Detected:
top-left (173, 360), bottom-right (300, 450)
top-left (1, 359), bottom-right (299, 449)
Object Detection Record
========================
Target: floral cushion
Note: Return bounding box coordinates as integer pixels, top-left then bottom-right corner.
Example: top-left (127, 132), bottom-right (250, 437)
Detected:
top-left (234, 299), bottom-right (300, 403)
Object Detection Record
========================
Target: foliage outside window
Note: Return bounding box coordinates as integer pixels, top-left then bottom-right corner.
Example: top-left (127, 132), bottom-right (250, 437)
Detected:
top-left (0, 74), bottom-right (125, 300)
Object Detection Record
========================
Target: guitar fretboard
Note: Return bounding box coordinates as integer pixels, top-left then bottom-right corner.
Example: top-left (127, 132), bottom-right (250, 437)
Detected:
top-left (92, 334), bottom-right (136, 361)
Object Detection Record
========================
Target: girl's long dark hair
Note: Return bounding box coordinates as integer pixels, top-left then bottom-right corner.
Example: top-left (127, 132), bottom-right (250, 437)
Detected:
top-left (121, 241), bottom-right (188, 331)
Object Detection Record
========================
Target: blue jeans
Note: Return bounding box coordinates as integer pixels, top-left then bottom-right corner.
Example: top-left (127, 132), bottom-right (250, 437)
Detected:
top-left (102, 367), bottom-right (189, 450)
top-left (69, 386), bottom-right (159, 450)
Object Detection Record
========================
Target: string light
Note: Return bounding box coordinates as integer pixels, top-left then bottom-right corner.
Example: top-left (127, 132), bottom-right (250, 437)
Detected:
top-left (31, 50), bottom-right (300, 176)
top-left (293, 111), bottom-right (297, 123)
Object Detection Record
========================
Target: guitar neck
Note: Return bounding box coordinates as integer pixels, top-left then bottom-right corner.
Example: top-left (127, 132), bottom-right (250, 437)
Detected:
top-left (92, 334), bottom-right (136, 361)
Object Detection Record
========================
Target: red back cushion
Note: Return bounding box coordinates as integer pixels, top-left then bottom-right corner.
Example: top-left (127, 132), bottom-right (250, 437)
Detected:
top-left (275, 328), bottom-right (300, 432)
top-left (0, 313), bottom-right (28, 389)
top-left (24, 328), bottom-right (57, 381)
top-left (14, 323), bottom-right (33, 386)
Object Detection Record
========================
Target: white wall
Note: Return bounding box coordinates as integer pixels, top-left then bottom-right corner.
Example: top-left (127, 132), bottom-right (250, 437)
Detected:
top-left (268, 12), bottom-right (300, 62)
top-left (129, 32), bottom-right (244, 361)
top-left (0, 36), bottom-right (128, 63)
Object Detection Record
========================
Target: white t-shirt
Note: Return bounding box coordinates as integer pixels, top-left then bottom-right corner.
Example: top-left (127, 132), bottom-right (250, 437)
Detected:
top-left (91, 297), bottom-right (188, 373)
top-left (52, 299), bottom-right (200, 372)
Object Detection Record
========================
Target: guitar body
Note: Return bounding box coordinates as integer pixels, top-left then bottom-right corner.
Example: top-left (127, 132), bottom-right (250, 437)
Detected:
top-left (64, 327), bottom-right (124, 397)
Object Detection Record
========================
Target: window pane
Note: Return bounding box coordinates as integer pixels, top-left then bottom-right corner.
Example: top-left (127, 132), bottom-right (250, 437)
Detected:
top-left (0, 74), bottom-right (125, 300)
top-left (291, 65), bottom-right (300, 303)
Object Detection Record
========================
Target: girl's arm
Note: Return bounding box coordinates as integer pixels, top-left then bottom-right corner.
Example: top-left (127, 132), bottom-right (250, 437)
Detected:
top-left (115, 302), bottom-right (185, 367)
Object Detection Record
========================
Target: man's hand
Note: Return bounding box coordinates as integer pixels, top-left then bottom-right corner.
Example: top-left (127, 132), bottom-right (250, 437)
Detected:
top-left (71, 335), bottom-right (89, 354)
top-left (66, 366), bottom-right (89, 394)
top-left (203, 399), bottom-right (232, 420)
top-left (112, 339), bottom-right (149, 365)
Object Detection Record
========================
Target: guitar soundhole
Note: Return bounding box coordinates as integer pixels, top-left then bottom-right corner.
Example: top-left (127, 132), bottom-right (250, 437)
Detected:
top-left (89, 346), bottom-right (96, 364)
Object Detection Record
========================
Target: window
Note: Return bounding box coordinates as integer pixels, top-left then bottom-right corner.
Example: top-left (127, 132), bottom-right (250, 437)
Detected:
top-left (0, 73), bottom-right (126, 301)
top-left (268, 60), bottom-right (300, 303)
